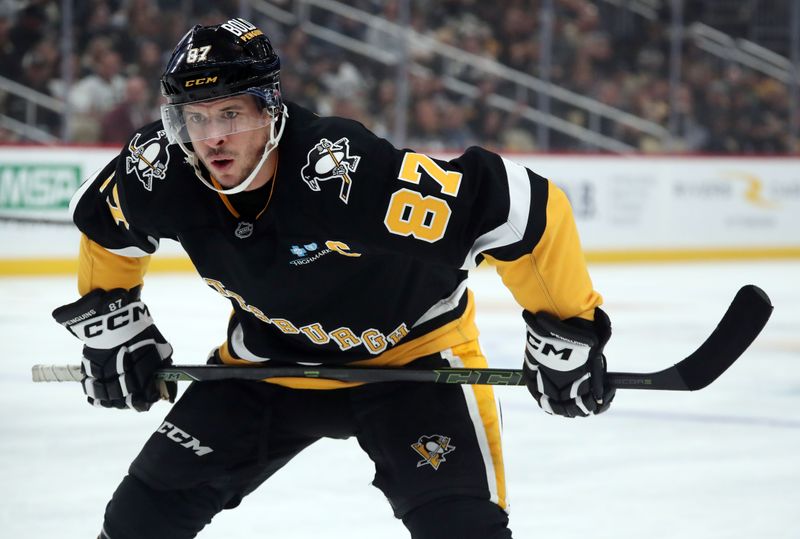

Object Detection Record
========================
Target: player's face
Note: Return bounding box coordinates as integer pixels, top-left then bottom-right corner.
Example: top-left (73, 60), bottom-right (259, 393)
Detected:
top-left (183, 95), bottom-right (274, 189)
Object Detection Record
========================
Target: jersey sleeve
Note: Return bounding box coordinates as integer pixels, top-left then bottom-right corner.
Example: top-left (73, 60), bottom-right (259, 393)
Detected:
top-left (352, 132), bottom-right (601, 321)
top-left (69, 157), bottom-right (159, 295)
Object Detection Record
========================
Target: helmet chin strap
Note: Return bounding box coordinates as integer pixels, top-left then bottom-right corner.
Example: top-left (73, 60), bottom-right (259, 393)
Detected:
top-left (179, 104), bottom-right (288, 195)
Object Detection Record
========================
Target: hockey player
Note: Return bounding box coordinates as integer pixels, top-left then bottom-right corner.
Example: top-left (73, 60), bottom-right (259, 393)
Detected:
top-left (52, 17), bottom-right (615, 538)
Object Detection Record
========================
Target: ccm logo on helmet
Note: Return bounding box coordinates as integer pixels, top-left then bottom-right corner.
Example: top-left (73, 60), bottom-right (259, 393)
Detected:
top-left (83, 304), bottom-right (151, 338)
top-left (185, 76), bottom-right (218, 87)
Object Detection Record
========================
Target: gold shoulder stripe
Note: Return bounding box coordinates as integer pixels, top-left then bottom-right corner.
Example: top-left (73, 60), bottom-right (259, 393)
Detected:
top-left (98, 172), bottom-right (115, 193)
top-left (106, 184), bottom-right (130, 229)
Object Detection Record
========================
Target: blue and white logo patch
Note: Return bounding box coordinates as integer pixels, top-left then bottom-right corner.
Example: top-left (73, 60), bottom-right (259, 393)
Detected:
top-left (289, 242), bottom-right (332, 266)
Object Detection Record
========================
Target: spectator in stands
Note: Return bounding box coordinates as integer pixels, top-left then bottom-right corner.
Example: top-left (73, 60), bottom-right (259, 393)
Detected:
top-left (407, 97), bottom-right (445, 151)
top-left (99, 75), bottom-right (154, 144)
top-left (0, 124), bottom-right (20, 143)
top-left (0, 4), bottom-right (21, 81)
top-left (5, 46), bottom-right (61, 135)
top-left (364, 0), bottom-right (404, 60)
top-left (68, 48), bottom-right (127, 142)
top-left (123, 0), bottom-right (163, 44)
top-left (0, 1), bottom-right (796, 154)
top-left (440, 101), bottom-right (475, 149)
top-left (129, 39), bottom-right (167, 101)
top-left (7, 4), bottom-right (49, 67)
top-left (368, 79), bottom-right (397, 139)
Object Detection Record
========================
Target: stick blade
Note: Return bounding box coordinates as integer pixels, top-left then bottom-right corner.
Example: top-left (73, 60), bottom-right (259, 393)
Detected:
top-left (676, 285), bottom-right (773, 390)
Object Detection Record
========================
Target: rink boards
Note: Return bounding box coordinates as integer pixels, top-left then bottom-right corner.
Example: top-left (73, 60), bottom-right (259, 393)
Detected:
top-left (1, 147), bottom-right (798, 273)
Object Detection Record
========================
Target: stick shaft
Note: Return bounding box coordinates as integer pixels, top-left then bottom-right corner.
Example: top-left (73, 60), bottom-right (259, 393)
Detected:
top-left (31, 364), bottom-right (527, 385)
top-left (26, 364), bottom-right (724, 389)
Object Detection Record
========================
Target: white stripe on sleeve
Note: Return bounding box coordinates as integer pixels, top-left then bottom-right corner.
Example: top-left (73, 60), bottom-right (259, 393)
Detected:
top-left (460, 157), bottom-right (531, 270)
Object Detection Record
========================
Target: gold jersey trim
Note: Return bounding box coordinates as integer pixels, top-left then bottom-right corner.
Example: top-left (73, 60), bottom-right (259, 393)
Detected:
top-left (218, 289), bottom-right (480, 389)
top-left (78, 235), bottom-right (150, 295)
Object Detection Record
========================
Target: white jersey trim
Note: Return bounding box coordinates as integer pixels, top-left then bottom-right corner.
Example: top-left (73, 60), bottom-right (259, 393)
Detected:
top-left (69, 167), bottom-right (103, 220)
top-left (460, 157), bottom-right (531, 270)
top-left (230, 322), bottom-right (272, 363)
top-left (229, 322), bottom-right (324, 365)
top-left (412, 279), bottom-right (468, 329)
top-left (105, 239), bottom-right (159, 258)
top-left (442, 349), bottom-right (502, 508)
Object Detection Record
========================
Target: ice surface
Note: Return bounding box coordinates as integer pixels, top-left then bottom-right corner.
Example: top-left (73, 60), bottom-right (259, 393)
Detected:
top-left (1, 261), bottom-right (798, 538)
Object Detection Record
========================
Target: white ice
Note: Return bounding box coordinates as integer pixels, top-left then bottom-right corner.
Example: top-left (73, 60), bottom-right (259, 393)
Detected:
top-left (1, 261), bottom-right (798, 538)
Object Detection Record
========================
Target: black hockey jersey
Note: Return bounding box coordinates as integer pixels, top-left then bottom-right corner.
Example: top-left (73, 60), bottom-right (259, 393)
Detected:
top-left (71, 101), bottom-right (602, 388)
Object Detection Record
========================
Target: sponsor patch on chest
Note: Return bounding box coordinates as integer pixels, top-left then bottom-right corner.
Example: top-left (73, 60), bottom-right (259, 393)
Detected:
top-left (288, 240), bottom-right (362, 266)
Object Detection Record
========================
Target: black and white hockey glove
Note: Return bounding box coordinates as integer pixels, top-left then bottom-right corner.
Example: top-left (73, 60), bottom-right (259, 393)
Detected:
top-left (522, 308), bottom-right (615, 418)
top-left (52, 286), bottom-right (176, 411)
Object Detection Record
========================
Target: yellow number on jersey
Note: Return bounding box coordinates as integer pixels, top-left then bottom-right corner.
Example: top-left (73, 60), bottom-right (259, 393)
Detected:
top-left (384, 153), bottom-right (463, 242)
top-left (384, 189), bottom-right (451, 243)
top-left (398, 153), bottom-right (462, 196)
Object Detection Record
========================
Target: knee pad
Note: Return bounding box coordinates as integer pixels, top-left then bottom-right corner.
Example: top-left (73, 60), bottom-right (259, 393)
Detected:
top-left (103, 474), bottom-right (220, 539)
top-left (402, 496), bottom-right (511, 539)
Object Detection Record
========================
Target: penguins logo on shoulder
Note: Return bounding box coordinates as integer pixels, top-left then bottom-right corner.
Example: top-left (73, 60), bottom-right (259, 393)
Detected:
top-left (300, 137), bottom-right (360, 204)
top-left (126, 130), bottom-right (171, 191)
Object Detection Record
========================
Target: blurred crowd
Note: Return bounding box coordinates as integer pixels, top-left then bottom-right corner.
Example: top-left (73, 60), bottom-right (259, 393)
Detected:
top-left (0, 0), bottom-right (796, 153)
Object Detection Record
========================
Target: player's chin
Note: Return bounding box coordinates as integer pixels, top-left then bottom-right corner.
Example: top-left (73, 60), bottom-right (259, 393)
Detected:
top-left (214, 173), bottom-right (246, 189)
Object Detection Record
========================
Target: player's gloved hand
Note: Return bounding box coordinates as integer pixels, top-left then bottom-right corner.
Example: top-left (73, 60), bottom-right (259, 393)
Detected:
top-left (52, 286), bottom-right (176, 411)
top-left (522, 308), bottom-right (615, 418)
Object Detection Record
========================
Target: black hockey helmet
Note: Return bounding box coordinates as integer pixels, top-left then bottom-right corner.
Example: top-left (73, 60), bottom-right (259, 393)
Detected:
top-left (159, 17), bottom-right (288, 195)
top-left (160, 17), bottom-right (281, 113)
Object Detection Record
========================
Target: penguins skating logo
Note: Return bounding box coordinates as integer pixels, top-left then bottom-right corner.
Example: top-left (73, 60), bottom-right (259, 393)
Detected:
top-left (126, 130), bottom-right (171, 191)
top-left (411, 435), bottom-right (455, 470)
top-left (300, 137), bottom-right (360, 203)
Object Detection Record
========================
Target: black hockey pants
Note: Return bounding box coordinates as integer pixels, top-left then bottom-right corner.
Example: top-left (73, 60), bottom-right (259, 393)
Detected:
top-left (101, 351), bottom-right (511, 537)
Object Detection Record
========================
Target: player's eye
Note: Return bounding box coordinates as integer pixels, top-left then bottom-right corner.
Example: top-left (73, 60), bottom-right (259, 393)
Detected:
top-left (221, 110), bottom-right (239, 120)
top-left (186, 113), bottom-right (207, 125)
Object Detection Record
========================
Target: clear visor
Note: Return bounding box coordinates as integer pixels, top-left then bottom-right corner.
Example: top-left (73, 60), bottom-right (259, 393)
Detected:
top-left (161, 89), bottom-right (278, 145)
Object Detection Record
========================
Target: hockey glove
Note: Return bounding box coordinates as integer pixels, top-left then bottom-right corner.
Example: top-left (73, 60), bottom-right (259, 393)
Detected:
top-left (52, 286), bottom-right (176, 411)
top-left (522, 308), bottom-right (615, 418)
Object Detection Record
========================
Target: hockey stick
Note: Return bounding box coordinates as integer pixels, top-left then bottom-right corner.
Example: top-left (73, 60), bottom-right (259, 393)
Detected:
top-left (0, 214), bottom-right (72, 226)
top-left (32, 285), bottom-right (772, 391)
